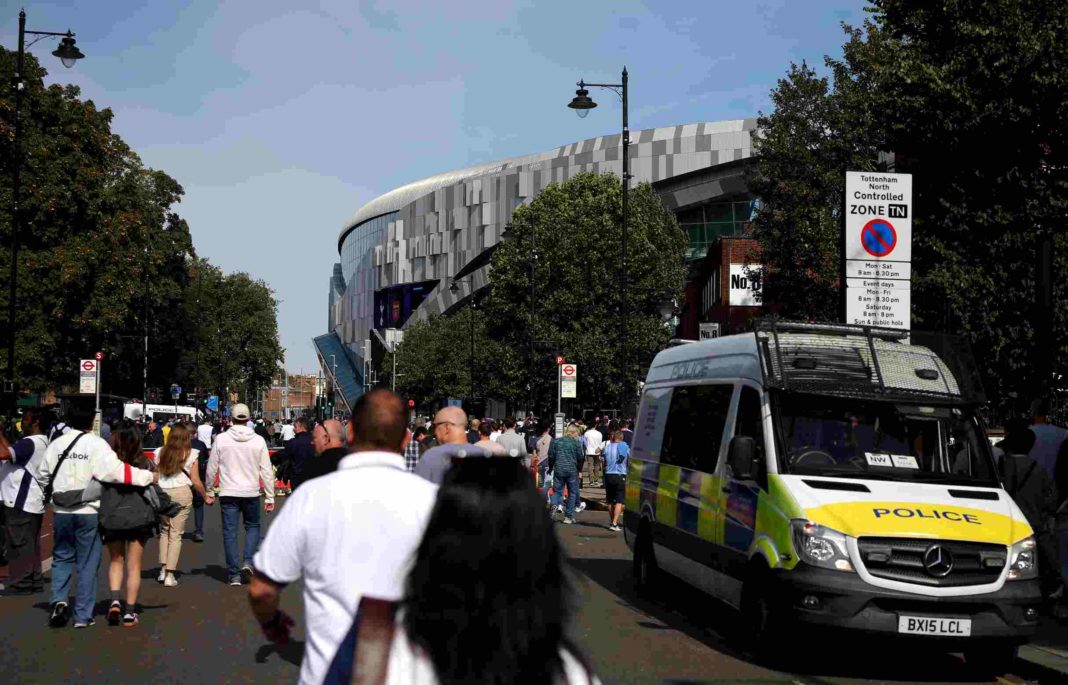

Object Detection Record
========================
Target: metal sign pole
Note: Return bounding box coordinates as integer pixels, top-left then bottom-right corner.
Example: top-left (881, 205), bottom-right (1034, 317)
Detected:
top-left (557, 364), bottom-right (561, 416)
top-left (94, 359), bottom-right (101, 435)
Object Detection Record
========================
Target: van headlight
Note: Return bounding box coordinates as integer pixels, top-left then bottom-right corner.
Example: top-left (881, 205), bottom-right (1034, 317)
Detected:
top-left (791, 520), bottom-right (855, 572)
top-left (1007, 537), bottom-right (1038, 581)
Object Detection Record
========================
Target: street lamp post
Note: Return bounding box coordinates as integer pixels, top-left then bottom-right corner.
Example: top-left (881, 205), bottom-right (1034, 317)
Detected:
top-left (5, 10), bottom-right (84, 403)
top-left (568, 67), bottom-right (630, 413)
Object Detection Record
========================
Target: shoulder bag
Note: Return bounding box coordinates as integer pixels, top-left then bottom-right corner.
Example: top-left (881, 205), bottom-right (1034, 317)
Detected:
top-left (42, 433), bottom-right (87, 506)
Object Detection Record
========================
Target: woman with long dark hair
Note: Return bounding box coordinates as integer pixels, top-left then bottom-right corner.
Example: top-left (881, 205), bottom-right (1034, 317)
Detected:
top-left (102, 422), bottom-right (156, 627)
top-left (328, 458), bottom-right (599, 684)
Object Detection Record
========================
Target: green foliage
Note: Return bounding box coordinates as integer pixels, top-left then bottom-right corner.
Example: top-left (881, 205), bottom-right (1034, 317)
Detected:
top-left (750, 0), bottom-right (1068, 403)
top-left (385, 307), bottom-right (517, 407)
top-left (482, 172), bottom-right (686, 412)
top-left (0, 47), bottom-right (282, 400)
top-left (182, 259), bottom-right (284, 402)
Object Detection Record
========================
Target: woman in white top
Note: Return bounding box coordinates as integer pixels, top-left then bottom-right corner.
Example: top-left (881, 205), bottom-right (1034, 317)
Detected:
top-left (327, 458), bottom-right (600, 684)
top-left (153, 423), bottom-right (209, 586)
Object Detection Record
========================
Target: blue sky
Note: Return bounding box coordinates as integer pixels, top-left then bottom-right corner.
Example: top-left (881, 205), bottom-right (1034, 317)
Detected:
top-left (3, 0), bottom-right (869, 372)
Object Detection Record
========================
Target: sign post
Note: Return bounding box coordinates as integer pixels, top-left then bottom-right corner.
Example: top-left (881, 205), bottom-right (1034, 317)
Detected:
top-left (844, 171), bottom-right (913, 330)
top-left (555, 356), bottom-right (564, 416)
top-left (94, 352), bottom-right (103, 435)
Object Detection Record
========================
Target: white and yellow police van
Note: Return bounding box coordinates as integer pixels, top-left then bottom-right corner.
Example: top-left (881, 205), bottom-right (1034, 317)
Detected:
top-left (625, 320), bottom-right (1040, 669)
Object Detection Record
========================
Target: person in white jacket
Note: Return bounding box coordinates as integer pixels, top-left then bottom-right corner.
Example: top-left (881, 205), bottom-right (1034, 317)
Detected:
top-left (205, 403), bottom-right (274, 587)
top-left (33, 402), bottom-right (156, 628)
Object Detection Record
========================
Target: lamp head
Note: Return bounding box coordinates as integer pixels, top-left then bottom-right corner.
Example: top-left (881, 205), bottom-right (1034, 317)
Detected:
top-left (568, 87), bottom-right (596, 118)
top-left (449, 282), bottom-right (460, 294)
top-left (53, 34), bottom-right (84, 68)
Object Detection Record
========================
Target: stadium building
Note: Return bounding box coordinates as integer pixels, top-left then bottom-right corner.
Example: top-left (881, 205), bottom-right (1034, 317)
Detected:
top-left (316, 118), bottom-right (762, 412)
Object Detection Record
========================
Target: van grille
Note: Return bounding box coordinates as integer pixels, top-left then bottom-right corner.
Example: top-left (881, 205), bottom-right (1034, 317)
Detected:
top-left (857, 537), bottom-right (1006, 587)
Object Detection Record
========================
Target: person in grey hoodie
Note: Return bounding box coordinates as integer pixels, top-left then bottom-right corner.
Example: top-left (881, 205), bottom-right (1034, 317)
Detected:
top-left (495, 416), bottom-right (529, 466)
top-left (205, 403), bottom-right (275, 587)
top-left (31, 402), bottom-right (156, 628)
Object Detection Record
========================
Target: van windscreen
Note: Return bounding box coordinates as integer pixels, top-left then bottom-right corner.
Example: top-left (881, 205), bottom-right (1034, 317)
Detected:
top-left (773, 394), bottom-right (999, 486)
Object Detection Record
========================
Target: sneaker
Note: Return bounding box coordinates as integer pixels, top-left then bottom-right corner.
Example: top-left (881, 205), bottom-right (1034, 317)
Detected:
top-left (121, 612), bottom-right (139, 627)
top-left (562, 517), bottom-right (575, 525)
top-left (157, 568), bottom-right (167, 584)
top-left (74, 618), bottom-right (96, 629)
top-left (163, 574), bottom-right (178, 587)
top-left (240, 565), bottom-right (254, 583)
top-left (193, 532), bottom-right (205, 543)
top-left (229, 576), bottom-right (243, 587)
top-left (609, 525), bottom-right (622, 532)
top-left (48, 601), bottom-right (70, 628)
top-left (576, 501), bottom-right (587, 513)
top-left (107, 601), bottom-right (122, 626)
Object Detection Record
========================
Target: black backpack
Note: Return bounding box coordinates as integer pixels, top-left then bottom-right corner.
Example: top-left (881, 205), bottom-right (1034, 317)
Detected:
top-left (99, 483), bottom-right (157, 531)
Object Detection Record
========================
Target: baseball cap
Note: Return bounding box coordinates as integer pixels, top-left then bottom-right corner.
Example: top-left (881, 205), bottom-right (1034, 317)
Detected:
top-left (231, 403), bottom-right (251, 420)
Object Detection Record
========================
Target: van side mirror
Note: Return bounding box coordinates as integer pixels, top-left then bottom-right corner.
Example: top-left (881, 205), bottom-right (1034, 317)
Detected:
top-left (729, 436), bottom-right (759, 480)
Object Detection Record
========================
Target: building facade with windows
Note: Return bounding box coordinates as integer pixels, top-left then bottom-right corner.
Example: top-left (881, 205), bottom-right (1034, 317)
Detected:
top-left (319, 118), bottom-right (762, 410)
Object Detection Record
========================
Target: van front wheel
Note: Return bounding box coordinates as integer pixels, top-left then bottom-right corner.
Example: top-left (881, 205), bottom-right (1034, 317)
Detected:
top-left (741, 567), bottom-right (788, 662)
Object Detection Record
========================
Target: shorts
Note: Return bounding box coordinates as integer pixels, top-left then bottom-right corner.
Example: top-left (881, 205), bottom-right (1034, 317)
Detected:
top-left (605, 475), bottom-right (626, 505)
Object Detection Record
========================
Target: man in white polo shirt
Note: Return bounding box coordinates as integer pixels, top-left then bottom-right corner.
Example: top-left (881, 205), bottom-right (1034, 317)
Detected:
top-left (249, 389), bottom-right (438, 685)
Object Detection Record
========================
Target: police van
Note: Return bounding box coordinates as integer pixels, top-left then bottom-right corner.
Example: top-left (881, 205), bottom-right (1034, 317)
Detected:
top-left (625, 320), bottom-right (1040, 669)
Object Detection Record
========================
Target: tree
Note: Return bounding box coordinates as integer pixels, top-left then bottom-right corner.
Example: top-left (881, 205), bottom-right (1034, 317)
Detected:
top-left (182, 259), bottom-right (284, 403)
top-left (0, 47), bottom-right (284, 404)
top-left (482, 172), bottom-right (686, 414)
top-left (747, 61), bottom-right (884, 320)
top-left (385, 307), bottom-right (517, 409)
top-left (750, 0), bottom-right (1068, 407)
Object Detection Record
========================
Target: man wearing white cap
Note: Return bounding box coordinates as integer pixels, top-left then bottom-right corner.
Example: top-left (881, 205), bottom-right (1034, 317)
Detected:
top-left (206, 402), bottom-right (275, 586)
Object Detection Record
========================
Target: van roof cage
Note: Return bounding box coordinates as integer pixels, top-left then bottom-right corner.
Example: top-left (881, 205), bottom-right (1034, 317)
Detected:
top-left (751, 318), bottom-right (986, 405)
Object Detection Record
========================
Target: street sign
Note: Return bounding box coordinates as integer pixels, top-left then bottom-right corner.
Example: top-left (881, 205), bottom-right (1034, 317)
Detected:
top-left (560, 364), bottom-right (578, 399)
top-left (79, 359), bottom-right (97, 394)
top-left (728, 265), bottom-right (763, 307)
top-left (845, 172), bottom-right (912, 263)
top-left (170, 384), bottom-right (182, 399)
top-left (845, 278), bottom-right (911, 329)
top-left (206, 395), bottom-right (219, 411)
top-left (95, 351), bottom-right (104, 361)
top-left (860, 219), bottom-right (897, 257)
top-left (845, 171), bottom-right (913, 331)
top-left (554, 412), bottom-right (566, 439)
top-left (555, 355), bottom-right (564, 366)
top-left (699, 322), bottom-right (721, 340)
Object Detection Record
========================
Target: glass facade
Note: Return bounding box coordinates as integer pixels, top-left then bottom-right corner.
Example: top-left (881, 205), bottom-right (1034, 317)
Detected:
top-left (338, 212), bottom-right (395, 355)
top-left (677, 198), bottom-right (757, 260)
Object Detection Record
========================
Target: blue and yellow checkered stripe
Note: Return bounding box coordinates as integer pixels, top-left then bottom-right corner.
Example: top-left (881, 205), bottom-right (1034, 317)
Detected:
top-left (627, 458), bottom-right (723, 544)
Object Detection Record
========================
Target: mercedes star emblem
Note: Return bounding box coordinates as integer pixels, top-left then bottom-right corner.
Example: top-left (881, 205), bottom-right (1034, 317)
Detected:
top-left (923, 545), bottom-right (954, 578)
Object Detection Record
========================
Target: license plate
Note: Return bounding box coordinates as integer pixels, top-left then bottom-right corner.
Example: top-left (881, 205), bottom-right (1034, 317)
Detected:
top-left (897, 615), bottom-right (972, 636)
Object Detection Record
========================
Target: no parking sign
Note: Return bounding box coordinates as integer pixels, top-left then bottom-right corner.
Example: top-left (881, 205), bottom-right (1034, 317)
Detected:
top-left (844, 171), bottom-right (913, 330)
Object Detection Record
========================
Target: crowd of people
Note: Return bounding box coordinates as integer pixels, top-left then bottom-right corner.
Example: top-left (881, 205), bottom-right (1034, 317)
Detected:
top-left (0, 394), bottom-right (621, 682)
top-left (5, 388), bottom-right (1068, 682)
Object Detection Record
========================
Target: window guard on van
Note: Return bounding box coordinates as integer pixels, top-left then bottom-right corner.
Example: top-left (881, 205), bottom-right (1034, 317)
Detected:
top-left (751, 318), bottom-right (986, 405)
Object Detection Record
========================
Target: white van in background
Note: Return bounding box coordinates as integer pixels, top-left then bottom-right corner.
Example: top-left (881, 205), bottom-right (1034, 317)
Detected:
top-left (123, 402), bottom-right (201, 423)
